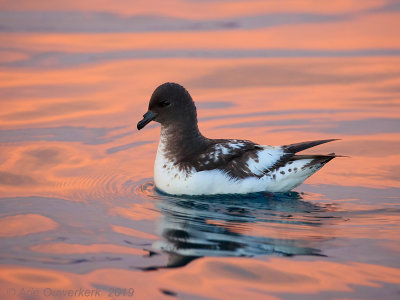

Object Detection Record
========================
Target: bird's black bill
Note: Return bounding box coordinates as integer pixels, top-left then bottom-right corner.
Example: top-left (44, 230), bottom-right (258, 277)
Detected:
top-left (137, 110), bottom-right (157, 130)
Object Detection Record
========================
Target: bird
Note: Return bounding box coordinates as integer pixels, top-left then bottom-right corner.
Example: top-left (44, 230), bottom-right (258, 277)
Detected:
top-left (137, 82), bottom-right (339, 196)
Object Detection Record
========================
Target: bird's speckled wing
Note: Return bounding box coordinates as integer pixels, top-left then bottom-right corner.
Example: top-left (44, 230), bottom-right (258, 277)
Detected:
top-left (186, 138), bottom-right (339, 179)
top-left (187, 139), bottom-right (285, 179)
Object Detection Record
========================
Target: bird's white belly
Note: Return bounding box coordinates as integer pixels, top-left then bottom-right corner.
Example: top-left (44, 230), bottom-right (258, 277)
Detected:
top-left (154, 161), bottom-right (261, 195)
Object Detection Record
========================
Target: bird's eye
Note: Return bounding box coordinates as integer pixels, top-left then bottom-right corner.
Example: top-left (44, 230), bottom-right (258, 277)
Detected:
top-left (158, 100), bottom-right (171, 107)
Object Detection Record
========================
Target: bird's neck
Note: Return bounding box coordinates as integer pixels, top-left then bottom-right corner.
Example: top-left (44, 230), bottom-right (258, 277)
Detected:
top-left (159, 121), bottom-right (208, 162)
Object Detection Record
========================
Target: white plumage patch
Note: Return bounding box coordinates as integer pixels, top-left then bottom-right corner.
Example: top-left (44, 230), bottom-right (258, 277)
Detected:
top-left (245, 146), bottom-right (283, 176)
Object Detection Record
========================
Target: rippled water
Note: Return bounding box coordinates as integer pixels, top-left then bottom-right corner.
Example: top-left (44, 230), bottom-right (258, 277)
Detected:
top-left (1, 1), bottom-right (400, 299)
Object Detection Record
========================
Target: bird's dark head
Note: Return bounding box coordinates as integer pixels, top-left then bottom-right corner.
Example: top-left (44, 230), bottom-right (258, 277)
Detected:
top-left (137, 82), bottom-right (197, 130)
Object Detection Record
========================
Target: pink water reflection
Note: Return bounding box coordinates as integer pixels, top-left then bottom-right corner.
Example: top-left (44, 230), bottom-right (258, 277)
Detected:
top-left (0, 0), bottom-right (400, 299)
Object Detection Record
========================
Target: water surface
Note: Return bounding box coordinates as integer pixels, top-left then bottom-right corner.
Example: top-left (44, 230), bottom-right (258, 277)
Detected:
top-left (1, 1), bottom-right (400, 299)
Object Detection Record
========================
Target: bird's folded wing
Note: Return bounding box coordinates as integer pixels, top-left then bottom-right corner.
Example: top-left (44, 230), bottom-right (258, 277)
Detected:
top-left (190, 139), bottom-right (284, 179)
top-left (191, 139), bottom-right (339, 179)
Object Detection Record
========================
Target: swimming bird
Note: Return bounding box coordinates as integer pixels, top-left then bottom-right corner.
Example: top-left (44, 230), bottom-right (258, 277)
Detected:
top-left (137, 82), bottom-right (339, 195)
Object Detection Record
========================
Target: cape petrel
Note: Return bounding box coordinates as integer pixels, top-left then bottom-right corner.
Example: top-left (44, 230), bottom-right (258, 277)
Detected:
top-left (137, 82), bottom-right (339, 195)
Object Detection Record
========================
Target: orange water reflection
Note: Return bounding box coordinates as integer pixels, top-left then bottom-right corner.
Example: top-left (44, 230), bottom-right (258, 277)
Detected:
top-left (0, 0), bottom-right (387, 17)
top-left (1, 56), bottom-right (400, 199)
top-left (1, 257), bottom-right (400, 299)
top-left (0, 214), bottom-right (58, 237)
top-left (1, 1), bottom-right (400, 299)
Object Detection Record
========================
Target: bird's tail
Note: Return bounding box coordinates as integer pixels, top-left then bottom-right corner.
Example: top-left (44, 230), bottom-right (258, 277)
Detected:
top-left (268, 153), bottom-right (341, 192)
top-left (284, 139), bottom-right (340, 154)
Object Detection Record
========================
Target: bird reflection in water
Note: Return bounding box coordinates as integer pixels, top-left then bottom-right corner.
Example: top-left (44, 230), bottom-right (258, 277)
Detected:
top-left (143, 185), bottom-right (340, 270)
